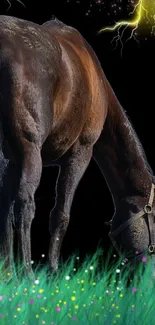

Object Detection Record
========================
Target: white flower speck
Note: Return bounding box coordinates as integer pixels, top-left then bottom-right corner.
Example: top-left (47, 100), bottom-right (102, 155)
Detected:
top-left (34, 280), bottom-right (39, 284)
top-left (85, 270), bottom-right (88, 273)
top-left (90, 266), bottom-right (94, 270)
top-left (41, 254), bottom-right (45, 258)
top-left (65, 276), bottom-right (70, 280)
top-left (116, 269), bottom-right (120, 273)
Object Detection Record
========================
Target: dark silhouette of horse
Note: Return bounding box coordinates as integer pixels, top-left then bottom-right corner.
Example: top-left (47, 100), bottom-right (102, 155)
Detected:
top-left (0, 15), bottom-right (154, 279)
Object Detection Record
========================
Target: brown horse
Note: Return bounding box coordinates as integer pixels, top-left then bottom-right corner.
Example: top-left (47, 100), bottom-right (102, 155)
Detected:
top-left (0, 15), bottom-right (154, 279)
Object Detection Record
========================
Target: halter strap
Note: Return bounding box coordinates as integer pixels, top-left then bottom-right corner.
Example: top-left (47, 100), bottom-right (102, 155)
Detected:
top-left (108, 177), bottom-right (155, 260)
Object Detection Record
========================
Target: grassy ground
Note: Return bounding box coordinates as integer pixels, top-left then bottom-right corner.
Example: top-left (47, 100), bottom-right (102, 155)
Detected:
top-left (0, 248), bottom-right (155, 325)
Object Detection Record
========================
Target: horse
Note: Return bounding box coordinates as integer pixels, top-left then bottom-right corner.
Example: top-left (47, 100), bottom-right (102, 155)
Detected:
top-left (0, 15), bottom-right (154, 279)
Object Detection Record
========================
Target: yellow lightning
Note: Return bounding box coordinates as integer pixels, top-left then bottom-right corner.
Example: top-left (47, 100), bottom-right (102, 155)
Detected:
top-left (98, 0), bottom-right (155, 55)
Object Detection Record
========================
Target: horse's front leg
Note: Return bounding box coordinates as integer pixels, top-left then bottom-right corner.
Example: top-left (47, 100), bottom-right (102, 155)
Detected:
top-left (48, 141), bottom-right (93, 273)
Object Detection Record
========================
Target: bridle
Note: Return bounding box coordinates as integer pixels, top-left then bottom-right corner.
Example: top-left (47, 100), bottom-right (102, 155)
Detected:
top-left (107, 177), bottom-right (155, 264)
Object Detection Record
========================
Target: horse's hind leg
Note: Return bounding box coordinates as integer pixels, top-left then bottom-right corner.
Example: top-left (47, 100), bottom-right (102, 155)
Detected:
top-left (48, 141), bottom-right (93, 273)
top-left (0, 157), bottom-right (18, 280)
top-left (14, 143), bottom-right (42, 279)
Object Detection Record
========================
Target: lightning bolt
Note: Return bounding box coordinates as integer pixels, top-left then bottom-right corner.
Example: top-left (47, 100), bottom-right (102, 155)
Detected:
top-left (6, 0), bottom-right (25, 11)
top-left (98, 0), bottom-right (155, 55)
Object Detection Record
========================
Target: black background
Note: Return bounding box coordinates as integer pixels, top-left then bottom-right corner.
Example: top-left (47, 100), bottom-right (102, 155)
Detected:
top-left (0, 0), bottom-right (155, 266)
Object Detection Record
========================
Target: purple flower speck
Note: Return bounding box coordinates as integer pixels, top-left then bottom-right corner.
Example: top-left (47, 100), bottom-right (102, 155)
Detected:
top-left (132, 287), bottom-right (137, 292)
top-left (55, 307), bottom-right (61, 312)
top-left (0, 314), bottom-right (4, 318)
top-left (142, 257), bottom-right (147, 263)
top-left (29, 299), bottom-right (34, 304)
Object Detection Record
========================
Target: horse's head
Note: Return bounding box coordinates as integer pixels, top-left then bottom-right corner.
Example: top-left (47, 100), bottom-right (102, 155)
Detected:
top-left (107, 178), bottom-right (155, 268)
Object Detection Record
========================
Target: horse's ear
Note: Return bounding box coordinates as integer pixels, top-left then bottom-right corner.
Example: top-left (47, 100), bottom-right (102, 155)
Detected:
top-left (104, 219), bottom-right (112, 226)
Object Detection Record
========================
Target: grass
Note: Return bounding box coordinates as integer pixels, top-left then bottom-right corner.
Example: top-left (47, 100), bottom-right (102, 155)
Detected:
top-left (0, 248), bottom-right (155, 324)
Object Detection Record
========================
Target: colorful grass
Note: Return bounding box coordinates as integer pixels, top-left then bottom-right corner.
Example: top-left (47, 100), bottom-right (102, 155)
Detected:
top-left (0, 248), bottom-right (155, 324)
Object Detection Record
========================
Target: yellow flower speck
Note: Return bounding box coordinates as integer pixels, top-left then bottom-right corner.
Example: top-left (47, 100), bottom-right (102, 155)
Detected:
top-left (36, 314), bottom-right (39, 318)
top-left (56, 290), bottom-right (59, 293)
top-left (81, 280), bottom-right (84, 283)
top-left (64, 301), bottom-right (67, 305)
top-left (39, 289), bottom-right (44, 293)
top-left (119, 294), bottom-right (123, 298)
top-left (74, 305), bottom-right (78, 309)
top-left (81, 288), bottom-right (84, 291)
top-left (17, 308), bottom-right (21, 312)
top-left (71, 296), bottom-right (76, 301)
top-left (116, 314), bottom-right (121, 318)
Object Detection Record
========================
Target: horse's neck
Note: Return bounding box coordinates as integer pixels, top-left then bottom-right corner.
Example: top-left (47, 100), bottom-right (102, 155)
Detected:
top-left (93, 79), bottom-right (152, 210)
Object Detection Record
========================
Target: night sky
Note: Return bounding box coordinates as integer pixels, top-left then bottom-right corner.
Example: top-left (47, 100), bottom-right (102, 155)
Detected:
top-left (0, 0), bottom-right (155, 266)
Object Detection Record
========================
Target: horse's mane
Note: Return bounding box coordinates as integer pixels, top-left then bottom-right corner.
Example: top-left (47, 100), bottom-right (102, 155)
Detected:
top-left (42, 17), bottom-right (68, 30)
top-left (122, 107), bottom-right (153, 176)
top-left (42, 16), bottom-right (78, 36)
